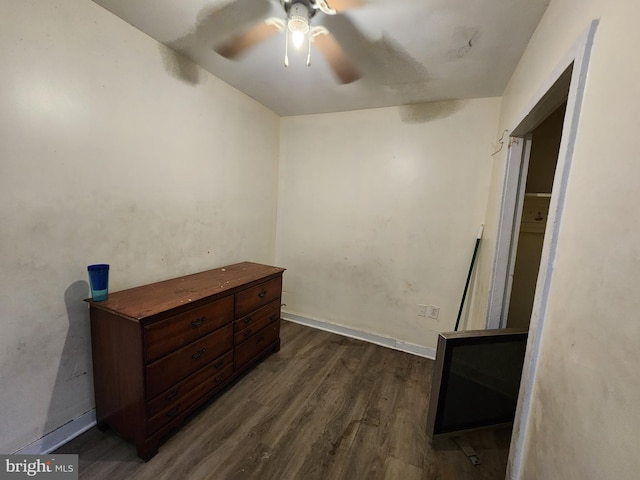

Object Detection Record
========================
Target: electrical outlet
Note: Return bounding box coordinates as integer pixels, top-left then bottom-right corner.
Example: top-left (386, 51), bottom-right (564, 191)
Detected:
top-left (428, 305), bottom-right (440, 320)
top-left (418, 304), bottom-right (427, 317)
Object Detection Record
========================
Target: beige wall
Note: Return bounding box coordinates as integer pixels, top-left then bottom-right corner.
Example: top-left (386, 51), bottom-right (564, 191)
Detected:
top-left (475, 0), bottom-right (640, 477)
top-left (0, 0), bottom-right (279, 453)
top-left (276, 99), bottom-right (501, 349)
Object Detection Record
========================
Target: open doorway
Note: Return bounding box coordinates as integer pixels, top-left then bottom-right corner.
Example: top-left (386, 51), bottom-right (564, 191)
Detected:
top-left (505, 101), bottom-right (567, 330)
top-left (486, 62), bottom-right (575, 331)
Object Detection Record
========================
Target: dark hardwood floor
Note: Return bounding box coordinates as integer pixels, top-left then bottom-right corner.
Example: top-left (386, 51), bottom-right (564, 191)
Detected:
top-left (56, 321), bottom-right (511, 479)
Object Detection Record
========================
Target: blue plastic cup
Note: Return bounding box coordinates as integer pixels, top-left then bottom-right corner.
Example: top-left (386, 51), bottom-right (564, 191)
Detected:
top-left (87, 264), bottom-right (110, 302)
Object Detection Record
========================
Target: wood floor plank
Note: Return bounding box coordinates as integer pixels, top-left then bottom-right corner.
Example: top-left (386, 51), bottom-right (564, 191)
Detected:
top-left (55, 321), bottom-right (512, 480)
top-left (242, 341), bottom-right (381, 479)
top-left (292, 346), bottom-right (383, 479)
top-left (387, 356), bottom-right (433, 468)
top-left (336, 348), bottom-right (407, 478)
top-left (384, 456), bottom-right (424, 480)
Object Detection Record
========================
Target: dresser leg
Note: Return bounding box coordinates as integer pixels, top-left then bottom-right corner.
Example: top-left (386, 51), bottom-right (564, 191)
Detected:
top-left (272, 338), bottom-right (281, 353)
top-left (137, 444), bottom-right (159, 462)
top-left (96, 421), bottom-right (108, 432)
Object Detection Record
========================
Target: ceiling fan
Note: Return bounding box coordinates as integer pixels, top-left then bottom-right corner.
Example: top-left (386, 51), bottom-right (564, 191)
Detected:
top-left (214, 0), bottom-right (363, 84)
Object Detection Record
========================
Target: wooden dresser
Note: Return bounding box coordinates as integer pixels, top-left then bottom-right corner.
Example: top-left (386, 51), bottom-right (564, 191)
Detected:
top-left (87, 261), bottom-right (285, 460)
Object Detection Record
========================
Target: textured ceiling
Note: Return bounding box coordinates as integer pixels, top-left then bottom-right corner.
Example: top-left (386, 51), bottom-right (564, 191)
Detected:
top-left (92, 0), bottom-right (550, 116)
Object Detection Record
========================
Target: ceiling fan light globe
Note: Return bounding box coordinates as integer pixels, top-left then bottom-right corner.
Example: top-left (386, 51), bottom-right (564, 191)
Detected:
top-left (292, 31), bottom-right (305, 49)
top-left (287, 10), bottom-right (310, 50)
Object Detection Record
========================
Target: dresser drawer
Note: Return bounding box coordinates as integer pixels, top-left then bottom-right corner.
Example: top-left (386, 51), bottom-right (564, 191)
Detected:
top-left (234, 300), bottom-right (280, 344)
top-left (146, 323), bottom-right (233, 399)
top-left (234, 320), bottom-right (280, 371)
top-left (146, 351), bottom-right (233, 419)
top-left (146, 364), bottom-right (233, 435)
top-left (235, 276), bottom-right (282, 319)
top-left (144, 296), bottom-right (233, 362)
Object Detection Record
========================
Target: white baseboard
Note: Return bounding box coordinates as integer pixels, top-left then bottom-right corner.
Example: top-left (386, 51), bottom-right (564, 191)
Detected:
top-left (14, 409), bottom-right (96, 455)
top-left (282, 313), bottom-right (436, 360)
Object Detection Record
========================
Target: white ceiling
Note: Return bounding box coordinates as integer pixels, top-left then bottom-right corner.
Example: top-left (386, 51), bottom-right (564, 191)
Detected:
top-left (92, 0), bottom-right (550, 116)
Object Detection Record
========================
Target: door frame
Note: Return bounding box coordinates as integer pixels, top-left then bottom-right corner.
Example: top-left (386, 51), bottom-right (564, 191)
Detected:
top-left (488, 134), bottom-right (533, 329)
top-left (484, 21), bottom-right (599, 479)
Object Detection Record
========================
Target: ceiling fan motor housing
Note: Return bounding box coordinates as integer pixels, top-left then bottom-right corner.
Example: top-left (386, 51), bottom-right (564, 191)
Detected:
top-left (288, 3), bottom-right (311, 34)
top-left (283, 0), bottom-right (318, 21)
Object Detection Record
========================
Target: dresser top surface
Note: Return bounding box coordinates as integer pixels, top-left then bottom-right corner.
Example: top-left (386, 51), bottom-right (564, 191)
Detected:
top-left (86, 261), bottom-right (285, 320)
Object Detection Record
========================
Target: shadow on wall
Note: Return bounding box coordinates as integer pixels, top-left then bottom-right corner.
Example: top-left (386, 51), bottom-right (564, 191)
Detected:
top-left (159, 47), bottom-right (203, 86)
top-left (399, 100), bottom-right (468, 124)
top-left (42, 281), bottom-right (94, 452)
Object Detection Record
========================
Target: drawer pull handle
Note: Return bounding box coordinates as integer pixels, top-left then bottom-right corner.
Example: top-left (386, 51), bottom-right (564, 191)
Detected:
top-left (214, 359), bottom-right (225, 369)
top-left (258, 290), bottom-right (267, 298)
top-left (166, 406), bottom-right (179, 418)
top-left (243, 317), bottom-right (252, 325)
top-left (270, 314), bottom-right (277, 321)
top-left (191, 317), bottom-right (205, 329)
top-left (256, 336), bottom-right (265, 345)
top-left (166, 388), bottom-right (181, 400)
top-left (214, 373), bottom-right (225, 383)
top-left (244, 330), bottom-right (252, 338)
top-left (192, 348), bottom-right (206, 360)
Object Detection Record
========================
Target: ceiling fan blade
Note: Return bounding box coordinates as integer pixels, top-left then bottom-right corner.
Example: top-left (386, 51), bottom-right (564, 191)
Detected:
top-left (326, 0), bottom-right (364, 12)
top-left (192, 0), bottom-right (273, 46)
top-left (215, 22), bottom-right (281, 59)
top-left (313, 33), bottom-right (361, 84)
top-left (322, 14), bottom-right (429, 87)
